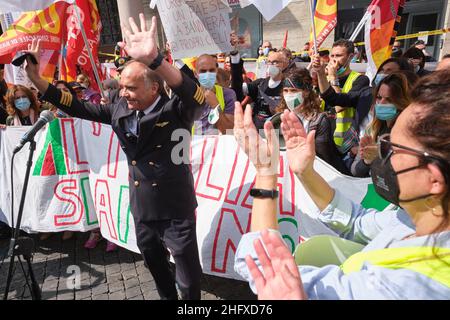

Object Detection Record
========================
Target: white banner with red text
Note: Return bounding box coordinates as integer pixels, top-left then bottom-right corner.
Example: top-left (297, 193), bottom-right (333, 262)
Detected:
top-left (0, 119), bottom-right (388, 280)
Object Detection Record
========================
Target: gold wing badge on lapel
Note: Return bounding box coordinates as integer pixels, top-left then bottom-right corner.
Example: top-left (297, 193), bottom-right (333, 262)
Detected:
top-left (193, 85), bottom-right (205, 105)
top-left (59, 91), bottom-right (73, 108)
top-left (155, 121), bottom-right (169, 128)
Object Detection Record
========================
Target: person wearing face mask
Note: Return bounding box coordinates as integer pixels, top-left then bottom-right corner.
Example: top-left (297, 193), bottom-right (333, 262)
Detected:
top-left (5, 85), bottom-right (40, 126)
top-left (402, 47), bottom-right (432, 78)
top-left (312, 40), bottom-right (371, 170)
top-left (351, 72), bottom-right (413, 177)
top-left (371, 57), bottom-right (413, 87)
top-left (272, 69), bottom-right (349, 175)
top-left (191, 54), bottom-right (236, 135)
top-left (234, 70), bottom-right (450, 300)
top-left (242, 51), bottom-right (289, 130)
top-left (255, 41), bottom-right (273, 79)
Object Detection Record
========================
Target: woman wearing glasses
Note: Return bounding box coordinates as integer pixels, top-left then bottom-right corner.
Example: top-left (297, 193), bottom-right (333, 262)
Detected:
top-left (234, 70), bottom-right (450, 299)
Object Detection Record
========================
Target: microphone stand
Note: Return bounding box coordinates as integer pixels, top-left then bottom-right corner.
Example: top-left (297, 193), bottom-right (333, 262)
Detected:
top-left (3, 140), bottom-right (41, 300)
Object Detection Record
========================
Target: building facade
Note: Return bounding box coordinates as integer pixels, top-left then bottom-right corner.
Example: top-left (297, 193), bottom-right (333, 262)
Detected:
top-left (99, 0), bottom-right (450, 60)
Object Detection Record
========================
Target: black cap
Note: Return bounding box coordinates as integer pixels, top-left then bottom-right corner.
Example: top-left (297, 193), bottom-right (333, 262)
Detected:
top-left (68, 81), bottom-right (83, 90)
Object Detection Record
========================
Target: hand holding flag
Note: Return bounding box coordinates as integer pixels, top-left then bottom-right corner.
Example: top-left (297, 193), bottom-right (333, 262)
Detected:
top-left (118, 14), bottom-right (159, 66)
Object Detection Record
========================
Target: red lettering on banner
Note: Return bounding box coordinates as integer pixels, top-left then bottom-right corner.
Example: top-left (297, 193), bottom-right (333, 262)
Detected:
top-left (92, 122), bottom-right (102, 136)
top-left (211, 208), bottom-right (251, 273)
top-left (94, 180), bottom-right (118, 240)
top-left (223, 145), bottom-right (252, 206)
top-left (60, 118), bottom-right (89, 174)
top-left (53, 179), bottom-right (83, 226)
top-left (107, 131), bottom-right (120, 178)
top-left (194, 137), bottom-right (224, 201)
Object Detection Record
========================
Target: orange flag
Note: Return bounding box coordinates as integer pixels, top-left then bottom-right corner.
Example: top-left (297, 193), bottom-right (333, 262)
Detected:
top-left (309, 0), bottom-right (337, 51)
top-left (365, 0), bottom-right (405, 81)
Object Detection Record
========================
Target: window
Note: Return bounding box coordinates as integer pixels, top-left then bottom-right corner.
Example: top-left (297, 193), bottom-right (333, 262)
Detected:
top-left (96, 0), bottom-right (121, 45)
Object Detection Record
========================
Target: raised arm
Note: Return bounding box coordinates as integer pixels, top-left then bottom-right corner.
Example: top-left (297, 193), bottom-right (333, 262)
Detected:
top-left (118, 14), bottom-right (183, 89)
top-left (24, 39), bottom-right (112, 123)
top-left (280, 110), bottom-right (335, 211)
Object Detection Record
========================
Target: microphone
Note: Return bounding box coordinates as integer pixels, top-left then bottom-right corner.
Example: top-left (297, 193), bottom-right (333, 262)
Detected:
top-left (13, 110), bottom-right (55, 154)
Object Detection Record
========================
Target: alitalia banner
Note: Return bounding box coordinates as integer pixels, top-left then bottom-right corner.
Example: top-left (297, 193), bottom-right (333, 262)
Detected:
top-left (0, 119), bottom-right (389, 280)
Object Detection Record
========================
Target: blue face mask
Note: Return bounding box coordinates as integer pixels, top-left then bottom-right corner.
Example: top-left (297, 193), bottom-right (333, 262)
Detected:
top-left (336, 65), bottom-right (347, 76)
top-left (375, 103), bottom-right (398, 121)
top-left (373, 73), bottom-right (387, 87)
top-left (15, 97), bottom-right (31, 111)
top-left (198, 72), bottom-right (217, 90)
top-left (263, 48), bottom-right (270, 56)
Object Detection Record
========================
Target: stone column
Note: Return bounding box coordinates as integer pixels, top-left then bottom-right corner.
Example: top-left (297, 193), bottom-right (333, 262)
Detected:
top-left (116, 0), bottom-right (145, 32)
top-left (440, 0), bottom-right (450, 60)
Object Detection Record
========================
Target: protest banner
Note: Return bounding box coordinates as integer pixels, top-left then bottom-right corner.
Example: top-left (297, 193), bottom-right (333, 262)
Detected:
top-left (150, 0), bottom-right (232, 60)
top-left (0, 1), bottom-right (70, 64)
top-left (0, 120), bottom-right (389, 280)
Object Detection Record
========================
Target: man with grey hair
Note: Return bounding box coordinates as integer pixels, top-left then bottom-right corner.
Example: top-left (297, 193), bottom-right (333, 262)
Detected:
top-left (23, 14), bottom-right (205, 300)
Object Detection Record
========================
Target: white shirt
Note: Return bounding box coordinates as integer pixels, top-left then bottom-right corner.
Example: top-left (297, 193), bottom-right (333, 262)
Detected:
top-left (126, 95), bottom-right (161, 136)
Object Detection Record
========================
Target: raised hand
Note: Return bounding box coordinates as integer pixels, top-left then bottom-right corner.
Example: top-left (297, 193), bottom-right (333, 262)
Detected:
top-left (23, 39), bottom-right (42, 81)
top-left (234, 102), bottom-right (279, 176)
top-left (245, 229), bottom-right (306, 300)
top-left (280, 110), bottom-right (316, 176)
top-left (118, 14), bottom-right (158, 66)
top-left (311, 53), bottom-right (324, 74)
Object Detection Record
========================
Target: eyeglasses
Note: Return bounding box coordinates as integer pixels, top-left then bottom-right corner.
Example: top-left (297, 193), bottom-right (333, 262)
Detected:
top-left (378, 133), bottom-right (448, 174)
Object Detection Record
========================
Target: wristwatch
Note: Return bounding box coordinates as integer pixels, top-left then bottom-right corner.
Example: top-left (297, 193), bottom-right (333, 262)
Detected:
top-left (149, 52), bottom-right (164, 70)
top-left (329, 79), bottom-right (340, 87)
top-left (250, 188), bottom-right (279, 199)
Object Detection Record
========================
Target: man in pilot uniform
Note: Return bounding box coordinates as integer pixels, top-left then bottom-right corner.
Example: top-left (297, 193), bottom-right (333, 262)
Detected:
top-left (24, 15), bottom-right (204, 300)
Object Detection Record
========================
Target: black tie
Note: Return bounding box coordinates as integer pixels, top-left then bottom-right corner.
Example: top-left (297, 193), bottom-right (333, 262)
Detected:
top-left (136, 111), bottom-right (145, 136)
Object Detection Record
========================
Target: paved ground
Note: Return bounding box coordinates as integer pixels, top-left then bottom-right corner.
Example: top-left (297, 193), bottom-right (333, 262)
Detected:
top-left (0, 232), bottom-right (256, 300)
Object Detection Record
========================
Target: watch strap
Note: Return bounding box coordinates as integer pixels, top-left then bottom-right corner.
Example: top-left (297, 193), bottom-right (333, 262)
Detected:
top-left (250, 188), bottom-right (279, 199)
top-left (149, 52), bottom-right (164, 70)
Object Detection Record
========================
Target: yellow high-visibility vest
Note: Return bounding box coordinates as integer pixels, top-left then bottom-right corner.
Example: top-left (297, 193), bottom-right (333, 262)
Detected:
top-left (192, 85), bottom-right (225, 135)
top-left (333, 71), bottom-right (361, 147)
top-left (341, 246), bottom-right (450, 288)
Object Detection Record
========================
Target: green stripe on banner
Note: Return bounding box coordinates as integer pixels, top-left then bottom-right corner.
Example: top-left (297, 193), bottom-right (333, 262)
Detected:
top-left (361, 184), bottom-right (392, 211)
top-left (33, 120), bottom-right (67, 176)
top-left (81, 177), bottom-right (98, 226)
top-left (117, 185), bottom-right (131, 244)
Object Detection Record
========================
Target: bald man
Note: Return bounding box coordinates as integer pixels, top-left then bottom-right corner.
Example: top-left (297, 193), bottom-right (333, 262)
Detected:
top-left (193, 54), bottom-right (235, 135)
top-left (24, 15), bottom-right (205, 300)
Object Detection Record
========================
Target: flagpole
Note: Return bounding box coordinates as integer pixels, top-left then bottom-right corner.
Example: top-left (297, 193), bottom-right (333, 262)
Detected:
top-left (73, 4), bottom-right (104, 98)
top-left (349, 9), bottom-right (371, 42)
top-left (58, 42), bottom-right (64, 80)
top-left (308, 0), bottom-right (318, 54)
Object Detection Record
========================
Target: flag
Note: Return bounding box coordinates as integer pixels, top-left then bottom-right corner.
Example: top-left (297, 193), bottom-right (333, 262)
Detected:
top-left (309, 0), bottom-right (337, 51)
top-left (65, 0), bottom-right (103, 89)
top-left (365, 0), bottom-right (405, 81)
top-left (0, 0), bottom-right (74, 14)
top-left (239, 0), bottom-right (293, 22)
top-left (0, 1), bottom-right (70, 64)
top-left (282, 30), bottom-right (288, 48)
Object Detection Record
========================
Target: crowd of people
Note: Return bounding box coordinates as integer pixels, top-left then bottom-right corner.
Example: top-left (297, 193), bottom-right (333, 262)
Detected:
top-left (0, 12), bottom-right (449, 300)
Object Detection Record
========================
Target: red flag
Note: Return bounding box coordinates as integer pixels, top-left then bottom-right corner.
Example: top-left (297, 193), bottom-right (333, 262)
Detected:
top-left (282, 30), bottom-right (288, 48)
top-left (65, 0), bottom-right (103, 90)
top-left (0, 2), bottom-right (70, 64)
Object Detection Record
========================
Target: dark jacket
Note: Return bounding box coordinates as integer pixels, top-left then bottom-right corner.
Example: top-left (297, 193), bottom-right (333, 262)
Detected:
top-left (309, 113), bottom-right (351, 175)
top-left (41, 72), bottom-right (204, 222)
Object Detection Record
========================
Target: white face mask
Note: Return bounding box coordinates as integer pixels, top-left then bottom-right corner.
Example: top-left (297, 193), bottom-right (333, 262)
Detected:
top-left (284, 92), bottom-right (304, 111)
top-left (267, 65), bottom-right (281, 79)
